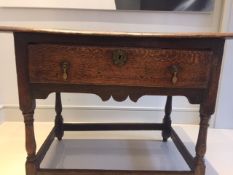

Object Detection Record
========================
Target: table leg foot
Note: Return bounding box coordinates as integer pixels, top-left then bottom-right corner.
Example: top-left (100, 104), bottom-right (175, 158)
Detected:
top-left (162, 96), bottom-right (172, 142)
top-left (55, 92), bottom-right (64, 141)
top-left (23, 107), bottom-right (37, 175)
top-left (26, 160), bottom-right (37, 175)
top-left (194, 158), bottom-right (206, 175)
top-left (194, 107), bottom-right (210, 175)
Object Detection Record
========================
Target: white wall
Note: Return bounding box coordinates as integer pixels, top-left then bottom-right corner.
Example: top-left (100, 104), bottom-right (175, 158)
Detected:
top-left (214, 0), bottom-right (233, 129)
top-left (0, 1), bottom-right (224, 124)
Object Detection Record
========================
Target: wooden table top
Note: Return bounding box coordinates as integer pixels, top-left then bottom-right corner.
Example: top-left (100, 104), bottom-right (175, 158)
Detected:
top-left (1, 26), bottom-right (233, 39)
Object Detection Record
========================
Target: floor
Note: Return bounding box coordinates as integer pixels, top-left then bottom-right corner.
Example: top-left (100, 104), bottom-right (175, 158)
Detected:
top-left (0, 122), bottom-right (233, 175)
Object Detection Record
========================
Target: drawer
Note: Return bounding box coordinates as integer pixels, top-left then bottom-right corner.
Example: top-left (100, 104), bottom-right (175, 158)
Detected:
top-left (28, 44), bottom-right (212, 88)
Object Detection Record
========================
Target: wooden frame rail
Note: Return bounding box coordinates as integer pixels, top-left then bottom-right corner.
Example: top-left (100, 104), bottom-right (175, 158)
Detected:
top-left (33, 123), bottom-right (195, 175)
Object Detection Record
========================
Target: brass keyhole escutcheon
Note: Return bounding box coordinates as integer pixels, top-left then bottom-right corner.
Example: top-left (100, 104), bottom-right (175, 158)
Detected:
top-left (170, 65), bottom-right (179, 85)
top-left (172, 72), bottom-right (178, 84)
top-left (61, 62), bottom-right (70, 81)
top-left (112, 50), bottom-right (128, 66)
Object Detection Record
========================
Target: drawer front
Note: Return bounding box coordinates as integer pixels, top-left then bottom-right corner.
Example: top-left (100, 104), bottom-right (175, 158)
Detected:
top-left (28, 44), bottom-right (212, 88)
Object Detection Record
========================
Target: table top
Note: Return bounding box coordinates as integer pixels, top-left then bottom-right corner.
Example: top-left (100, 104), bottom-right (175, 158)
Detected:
top-left (1, 26), bottom-right (233, 39)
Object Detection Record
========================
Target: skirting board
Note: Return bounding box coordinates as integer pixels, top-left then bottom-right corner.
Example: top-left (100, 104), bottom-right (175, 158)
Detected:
top-left (2, 105), bottom-right (200, 124)
top-left (0, 105), bottom-right (4, 124)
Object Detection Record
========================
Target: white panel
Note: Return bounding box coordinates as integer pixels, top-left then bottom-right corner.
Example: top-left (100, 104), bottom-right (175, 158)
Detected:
top-left (0, 0), bottom-right (222, 33)
top-left (214, 0), bottom-right (233, 129)
top-left (0, 33), bottom-right (18, 105)
top-left (3, 106), bottom-right (199, 124)
top-left (0, 0), bottom-right (116, 10)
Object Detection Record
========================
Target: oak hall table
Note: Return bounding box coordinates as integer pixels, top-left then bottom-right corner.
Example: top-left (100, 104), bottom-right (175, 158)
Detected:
top-left (1, 26), bottom-right (233, 175)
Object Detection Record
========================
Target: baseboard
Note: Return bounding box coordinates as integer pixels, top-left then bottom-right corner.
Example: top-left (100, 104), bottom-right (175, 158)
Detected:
top-left (0, 105), bottom-right (4, 124)
top-left (2, 105), bottom-right (200, 124)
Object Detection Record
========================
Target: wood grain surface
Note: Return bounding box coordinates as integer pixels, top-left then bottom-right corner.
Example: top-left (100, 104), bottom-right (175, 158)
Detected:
top-left (1, 25), bottom-right (233, 38)
top-left (28, 44), bottom-right (212, 88)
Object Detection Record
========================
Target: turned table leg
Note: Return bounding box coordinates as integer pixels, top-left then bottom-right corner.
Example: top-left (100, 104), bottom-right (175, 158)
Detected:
top-left (55, 92), bottom-right (64, 140)
top-left (194, 106), bottom-right (211, 175)
top-left (162, 96), bottom-right (172, 142)
top-left (23, 107), bottom-right (37, 175)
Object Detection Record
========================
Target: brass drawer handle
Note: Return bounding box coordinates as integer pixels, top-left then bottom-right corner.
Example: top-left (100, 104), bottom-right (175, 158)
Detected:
top-left (112, 50), bottom-right (128, 66)
top-left (170, 65), bottom-right (179, 85)
top-left (61, 62), bottom-right (70, 80)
